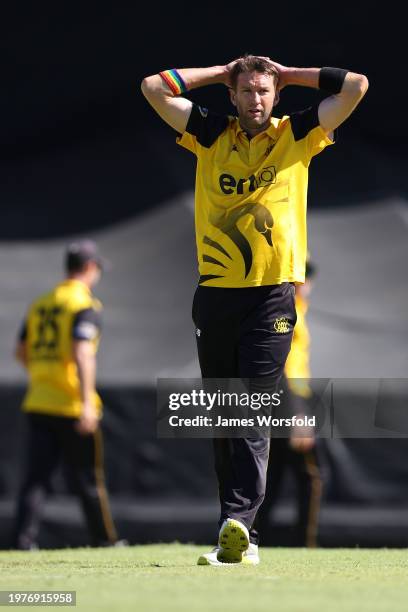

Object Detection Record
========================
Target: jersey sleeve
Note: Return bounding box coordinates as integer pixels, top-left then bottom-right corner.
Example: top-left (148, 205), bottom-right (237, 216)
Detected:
top-left (289, 105), bottom-right (335, 160)
top-left (72, 308), bottom-right (102, 341)
top-left (176, 104), bottom-right (229, 155)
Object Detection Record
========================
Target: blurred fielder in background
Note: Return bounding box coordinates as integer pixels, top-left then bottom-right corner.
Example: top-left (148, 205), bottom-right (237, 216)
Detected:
top-left (258, 260), bottom-right (323, 548)
top-left (13, 240), bottom-right (119, 550)
top-left (142, 54), bottom-right (368, 565)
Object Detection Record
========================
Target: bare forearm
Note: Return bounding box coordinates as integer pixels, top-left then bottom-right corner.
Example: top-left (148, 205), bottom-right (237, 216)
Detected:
top-left (280, 67), bottom-right (320, 89)
top-left (74, 345), bottom-right (96, 407)
top-left (280, 66), bottom-right (368, 96)
top-left (73, 342), bottom-right (99, 435)
top-left (142, 65), bottom-right (227, 98)
top-left (141, 64), bottom-right (230, 133)
top-left (276, 64), bottom-right (368, 133)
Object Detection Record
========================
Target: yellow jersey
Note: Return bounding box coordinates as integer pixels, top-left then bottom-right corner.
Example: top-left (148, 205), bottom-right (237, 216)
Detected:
top-left (177, 104), bottom-right (334, 287)
top-left (20, 279), bottom-right (103, 418)
top-left (285, 293), bottom-right (311, 398)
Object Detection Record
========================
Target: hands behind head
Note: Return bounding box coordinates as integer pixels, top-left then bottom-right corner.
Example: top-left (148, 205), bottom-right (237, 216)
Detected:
top-left (224, 59), bottom-right (239, 87)
top-left (256, 57), bottom-right (288, 90)
top-left (224, 57), bottom-right (288, 93)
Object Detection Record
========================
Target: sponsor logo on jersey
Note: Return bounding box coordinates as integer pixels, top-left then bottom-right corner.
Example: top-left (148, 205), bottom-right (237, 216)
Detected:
top-left (219, 165), bottom-right (276, 195)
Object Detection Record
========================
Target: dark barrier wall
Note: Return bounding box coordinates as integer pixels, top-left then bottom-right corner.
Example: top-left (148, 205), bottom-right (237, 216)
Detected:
top-left (1, 2), bottom-right (406, 238)
top-left (3, 385), bottom-right (408, 548)
top-left (4, 385), bottom-right (408, 502)
top-left (0, 386), bottom-right (215, 500)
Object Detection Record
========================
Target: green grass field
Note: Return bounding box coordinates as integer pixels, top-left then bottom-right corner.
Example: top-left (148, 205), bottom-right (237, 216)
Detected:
top-left (1, 544), bottom-right (408, 612)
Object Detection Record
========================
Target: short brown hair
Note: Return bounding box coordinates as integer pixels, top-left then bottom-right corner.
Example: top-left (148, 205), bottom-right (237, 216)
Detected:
top-left (229, 55), bottom-right (279, 90)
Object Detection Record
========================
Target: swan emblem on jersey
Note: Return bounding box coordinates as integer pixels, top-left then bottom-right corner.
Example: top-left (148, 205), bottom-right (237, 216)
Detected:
top-left (203, 202), bottom-right (274, 280)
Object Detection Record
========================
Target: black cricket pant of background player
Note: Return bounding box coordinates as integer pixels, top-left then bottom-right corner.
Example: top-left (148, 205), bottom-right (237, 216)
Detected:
top-left (256, 438), bottom-right (323, 547)
top-left (13, 413), bottom-right (118, 549)
top-left (192, 282), bottom-right (296, 545)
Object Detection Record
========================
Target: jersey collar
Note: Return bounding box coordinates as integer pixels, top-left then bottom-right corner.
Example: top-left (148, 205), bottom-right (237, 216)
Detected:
top-left (60, 278), bottom-right (92, 294)
top-left (232, 114), bottom-right (280, 141)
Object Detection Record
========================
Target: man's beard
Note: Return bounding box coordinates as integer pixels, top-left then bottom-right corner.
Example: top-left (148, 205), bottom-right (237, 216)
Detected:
top-left (238, 107), bottom-right (272, 133)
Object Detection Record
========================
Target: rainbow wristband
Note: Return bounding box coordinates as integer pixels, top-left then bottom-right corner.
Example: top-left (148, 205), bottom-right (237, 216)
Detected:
top-left (159, 69), bottom-right (187, 96)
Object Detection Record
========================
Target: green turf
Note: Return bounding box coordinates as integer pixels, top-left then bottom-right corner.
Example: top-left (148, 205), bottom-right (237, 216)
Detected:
top-left (1, 545), bottom-right (407, 612)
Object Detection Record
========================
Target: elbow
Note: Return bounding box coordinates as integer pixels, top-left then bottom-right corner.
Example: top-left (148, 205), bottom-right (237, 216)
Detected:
top-left (140, 77), bottom-right (149, 97)
top-left (358, 74), bottom-right (369, 95)
top-left (352, 73), bottom-right (369, 99)
top-left (342, 73), bottom-right (369, 105)
top-left (141, 75), bottom-right (157, 99)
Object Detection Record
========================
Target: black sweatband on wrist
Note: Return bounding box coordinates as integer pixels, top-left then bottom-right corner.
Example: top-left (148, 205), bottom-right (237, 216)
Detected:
top-left (319, 67), bottom-right (348, 94)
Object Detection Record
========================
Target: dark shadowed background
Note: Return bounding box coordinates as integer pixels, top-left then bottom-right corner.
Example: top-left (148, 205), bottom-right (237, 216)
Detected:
top-left (1, 1), bottom-right (405, 238)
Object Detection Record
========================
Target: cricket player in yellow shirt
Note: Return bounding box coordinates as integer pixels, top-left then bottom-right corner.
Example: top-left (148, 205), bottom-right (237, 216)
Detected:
top-left (142, 54), bottom-right (368, 565)
top-left (13, 240), bottom-right (119, 549)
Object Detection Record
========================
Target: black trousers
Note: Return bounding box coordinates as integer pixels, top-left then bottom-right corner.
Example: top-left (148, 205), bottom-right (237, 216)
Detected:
top-left (192, 282), bottom-right (296, 544)
top-left (257, 439), bottom-right (323, 547)
top-left (13, 413), bottom-right (118, 549)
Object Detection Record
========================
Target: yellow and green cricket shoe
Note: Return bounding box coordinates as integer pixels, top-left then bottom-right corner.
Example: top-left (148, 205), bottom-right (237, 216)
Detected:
top-left (216, 518), bottom-right (250, 564)
top-left (197, 543), bottom-right (260, 566)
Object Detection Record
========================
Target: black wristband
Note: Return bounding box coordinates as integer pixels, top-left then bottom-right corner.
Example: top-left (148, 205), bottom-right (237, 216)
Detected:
top-left (319, 67), bottom-right (348, 94)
